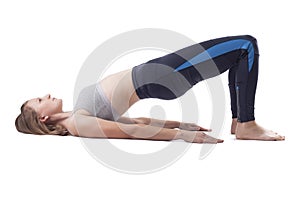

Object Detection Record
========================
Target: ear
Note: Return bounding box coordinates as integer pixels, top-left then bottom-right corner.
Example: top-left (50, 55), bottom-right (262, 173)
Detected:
top-left (39, 115), bottom-right (49, 123)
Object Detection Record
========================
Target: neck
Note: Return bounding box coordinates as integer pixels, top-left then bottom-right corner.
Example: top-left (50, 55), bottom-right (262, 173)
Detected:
top-left (46, 111), bottom-right (72, 126)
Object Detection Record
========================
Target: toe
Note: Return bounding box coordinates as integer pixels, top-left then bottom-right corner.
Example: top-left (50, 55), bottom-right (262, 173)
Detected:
top-left (276, 135), bottom-right (285, 141)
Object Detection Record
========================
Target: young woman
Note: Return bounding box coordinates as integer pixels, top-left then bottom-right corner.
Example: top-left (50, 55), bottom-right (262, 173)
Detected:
top-left (15, 35), bottom-right (285, 143)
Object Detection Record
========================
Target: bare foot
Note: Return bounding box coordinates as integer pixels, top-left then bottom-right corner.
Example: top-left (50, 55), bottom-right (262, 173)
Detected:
top-left (231, 118), bottom-right (237, 134)
top-left (235, 120), bottom-right (285, 141)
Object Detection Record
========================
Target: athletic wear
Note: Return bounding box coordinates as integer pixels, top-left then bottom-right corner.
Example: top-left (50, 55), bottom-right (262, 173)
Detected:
top-left (73, 83), bottom-right (120, 121)
top-left (132, 35), bottom-right (259, 122)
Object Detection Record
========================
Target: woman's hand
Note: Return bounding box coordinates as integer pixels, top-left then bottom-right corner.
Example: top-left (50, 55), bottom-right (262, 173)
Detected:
top-left (179, 130), bottom-right (223, 144)
top-left (178, 122), bottom-right (212, 132)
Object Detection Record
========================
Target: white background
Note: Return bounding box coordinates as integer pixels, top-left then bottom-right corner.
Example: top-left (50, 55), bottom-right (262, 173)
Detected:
top-left (1, 0), bottom-right (299, 199)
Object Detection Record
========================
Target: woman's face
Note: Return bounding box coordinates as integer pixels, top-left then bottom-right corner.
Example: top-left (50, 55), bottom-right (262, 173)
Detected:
top-left (26, 94), bottom-right (63, 117)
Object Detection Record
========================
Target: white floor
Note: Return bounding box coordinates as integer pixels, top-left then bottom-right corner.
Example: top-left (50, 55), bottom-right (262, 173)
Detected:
top-left (1, 1), bottom-right (300, 199)
top-left (2, 113), bottom-right (298, 200)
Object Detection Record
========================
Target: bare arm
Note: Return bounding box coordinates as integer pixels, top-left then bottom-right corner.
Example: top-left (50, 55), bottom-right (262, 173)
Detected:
top-left (69, 114), bottom-right (181, 141)
top-left (116, 116), bottom-right (179, 128)
top-left (68, 115), bottom-right (222, 143)
top-left (136, 117), bottom-right (180, 129)
top-left (116, 116), bottom-right (142, 124)
top-left (135, 117), bottom-right (212, 131)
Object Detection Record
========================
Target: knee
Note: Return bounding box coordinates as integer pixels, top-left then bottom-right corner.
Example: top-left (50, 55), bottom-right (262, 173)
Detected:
top-left (240, 35), bottom-right (257, 42)
top-left (240, 35), bottom-right (259, 55)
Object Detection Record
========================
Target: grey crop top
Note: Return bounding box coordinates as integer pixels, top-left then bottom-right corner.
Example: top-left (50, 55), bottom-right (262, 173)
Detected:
top-left (73, 83), bottom-right (120, 121)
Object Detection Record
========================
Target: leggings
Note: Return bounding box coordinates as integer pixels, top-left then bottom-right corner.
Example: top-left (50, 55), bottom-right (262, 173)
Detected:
top-left (131, 35), bottom-right (259, 122)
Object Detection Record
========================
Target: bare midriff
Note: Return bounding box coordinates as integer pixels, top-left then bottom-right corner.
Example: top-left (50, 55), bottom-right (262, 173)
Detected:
top-left (99, 68), bottom-right (140, 117)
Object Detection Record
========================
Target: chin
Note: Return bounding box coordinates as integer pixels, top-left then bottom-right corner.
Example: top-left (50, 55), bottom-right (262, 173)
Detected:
top-left (58, 99), bottom-right (63, 111)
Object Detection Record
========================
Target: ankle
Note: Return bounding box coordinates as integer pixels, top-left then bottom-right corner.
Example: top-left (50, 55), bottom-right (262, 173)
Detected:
top-left (231, 118), bottom-right (238, 134)
top-left (237, 120), bottom-right (256, 128)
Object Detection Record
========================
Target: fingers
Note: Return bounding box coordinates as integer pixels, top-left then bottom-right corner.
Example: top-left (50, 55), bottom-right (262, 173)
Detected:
top-left (217, 139), bottom-right (224, 143)
top-left (180, 122), bottom-right (212, 132)
top-left (198, 126), bottom-right (212, 132)
top-left (204, 136), bottom-right (223, 143)
top-left (197, 132), bottom-right (223, 144)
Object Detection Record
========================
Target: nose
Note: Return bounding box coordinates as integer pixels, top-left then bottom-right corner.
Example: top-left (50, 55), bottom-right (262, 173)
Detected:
top-left (43, 94), bottom-right (51, 99)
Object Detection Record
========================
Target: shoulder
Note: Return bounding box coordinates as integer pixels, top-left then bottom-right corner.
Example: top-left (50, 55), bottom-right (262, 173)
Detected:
top-left (73, 109), bottom-right (92, 116)
top-left (65, 111), bottom-right (91, 136)
top-left (65, 113), bottom-right (119, 137)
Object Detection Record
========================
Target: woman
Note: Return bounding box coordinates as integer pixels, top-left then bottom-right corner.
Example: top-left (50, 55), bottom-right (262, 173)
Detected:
top-left (15, 35), bottom-right (285, 143)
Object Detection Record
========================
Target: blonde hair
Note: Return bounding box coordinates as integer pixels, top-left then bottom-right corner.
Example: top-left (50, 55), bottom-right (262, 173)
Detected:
top-left (15, 101), bottom-right (69, 136)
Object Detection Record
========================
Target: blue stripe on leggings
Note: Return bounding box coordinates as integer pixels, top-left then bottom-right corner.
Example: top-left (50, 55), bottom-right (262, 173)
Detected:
top-left (174, 39), bottom-right (254, 72)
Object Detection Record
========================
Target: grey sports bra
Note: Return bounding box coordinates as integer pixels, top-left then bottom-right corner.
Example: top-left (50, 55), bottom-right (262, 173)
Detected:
top-left (73, 83), bottom-right (120, 121)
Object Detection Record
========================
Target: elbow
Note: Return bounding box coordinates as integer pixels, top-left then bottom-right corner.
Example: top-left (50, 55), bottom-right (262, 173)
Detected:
top-left (123, 123), bottom-right (143, 139)
top-left (127, 123), bottom-right (147, 139)
top-left (104, 123), bottom-right (140, 139)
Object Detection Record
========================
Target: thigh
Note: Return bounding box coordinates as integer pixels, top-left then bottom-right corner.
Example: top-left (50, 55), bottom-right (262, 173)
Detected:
top-left (132, 35), bottom-right (252, 99)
